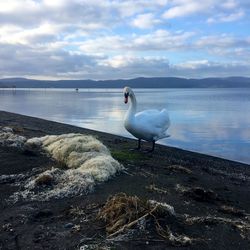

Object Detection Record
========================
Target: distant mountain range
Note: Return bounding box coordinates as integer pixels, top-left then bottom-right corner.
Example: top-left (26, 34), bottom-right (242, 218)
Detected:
top-left (0, 77), bottom-right (250, 88)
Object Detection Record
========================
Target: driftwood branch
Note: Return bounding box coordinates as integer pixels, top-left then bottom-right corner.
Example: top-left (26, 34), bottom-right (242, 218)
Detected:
top-left (107, 205), bottom-right (159, 238)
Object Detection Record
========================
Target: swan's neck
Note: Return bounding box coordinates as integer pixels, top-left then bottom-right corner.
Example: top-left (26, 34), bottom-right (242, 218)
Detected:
top-left (126, 92), bottom-right (137, 121)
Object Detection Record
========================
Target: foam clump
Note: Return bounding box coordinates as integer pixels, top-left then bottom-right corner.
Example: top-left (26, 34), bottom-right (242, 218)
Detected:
top-left (16, 167), bottom-right (95, 201)
top-left (0, 126), bottom-right (27, 148)
top-left (148, 200), bottom-right (176, 216)
top-left (26, 133), bottom-right (110, 168)
top-left (11, 133), bottom-right (123, 201)
top-left (2, 127), bottom-right (13, 133)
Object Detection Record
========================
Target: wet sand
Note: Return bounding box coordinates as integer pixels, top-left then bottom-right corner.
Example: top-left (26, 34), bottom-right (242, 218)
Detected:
top-left (0, 111), bottom-right (249, 249)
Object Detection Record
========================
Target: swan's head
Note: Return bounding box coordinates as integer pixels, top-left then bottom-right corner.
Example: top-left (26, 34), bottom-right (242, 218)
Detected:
top-left (123, 86), bottom-right (132, 104)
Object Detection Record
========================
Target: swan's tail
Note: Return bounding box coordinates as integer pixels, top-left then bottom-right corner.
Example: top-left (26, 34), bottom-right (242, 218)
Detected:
top-left (161, 132), bottom-right (171, 139)
top-left (154, 132), bottom-right (170, 141)
top-left (164, 133), bottom-right (171, 138)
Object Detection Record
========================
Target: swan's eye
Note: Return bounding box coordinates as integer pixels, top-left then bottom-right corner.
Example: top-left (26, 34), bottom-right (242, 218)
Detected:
top-left (124, 92), bottom-right (129, 98)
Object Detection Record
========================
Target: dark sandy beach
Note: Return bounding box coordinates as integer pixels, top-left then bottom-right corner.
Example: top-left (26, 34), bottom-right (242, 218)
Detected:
top-left (0, 110), bottom-right (249, 250)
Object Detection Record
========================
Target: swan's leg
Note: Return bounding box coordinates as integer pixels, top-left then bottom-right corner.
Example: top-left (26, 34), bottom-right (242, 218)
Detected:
top-left (148, 140), bottom-right (155, 152)
top-left (137, 138), bottom-right (141, 150)
top-left (129, 139), bottom-right (141, 151)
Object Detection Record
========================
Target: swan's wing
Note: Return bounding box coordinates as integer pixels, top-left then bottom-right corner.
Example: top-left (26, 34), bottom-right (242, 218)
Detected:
top-left (135, 109), bottom-right (170, 130)
top-left (127, 109), bottom-right (170, 141)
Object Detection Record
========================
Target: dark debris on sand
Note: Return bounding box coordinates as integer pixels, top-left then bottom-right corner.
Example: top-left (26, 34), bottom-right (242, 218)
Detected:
top-left (0, 111), bottom-right (250, 250)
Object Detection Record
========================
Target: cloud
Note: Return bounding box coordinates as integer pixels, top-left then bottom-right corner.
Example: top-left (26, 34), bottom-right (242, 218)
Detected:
top-left (174, 60), bottom-right (250, 77)
top-left (112, 0), bottom-right (169, 18)
top-left (0, 42), bottom-right (99, 78)
top-left (1, 38), bottom-right (249, 79)
top-left (163, 1), bottom-right (212, 19)
top-left (79, 30), bottom-right (195, 54)
top-left (195, 34), bottom-right (250, 48)
top-left (1, 30), bottom-right (250, 80)
top-left (0, 0), bottom-right (169, 28)
top-left (0, 0), bottom-right (249, 79)
top-left (131, 13), bottom-right (161, 29)
top-left (177, 60), bottom-right (211, 69)
top-left (162, 0), bottom-right (246, 22)
top-left (99, 55), bottom-right (169, 69)
top-left (207, 9), bottom-right (245, 23)
top-left (0, 23), bottom-right (60, 45)
top-left (221, 0), bottom-right (238, 9)
top-left (63, 55), bottom-right (171, 80)
top-left (131, 30), bottom-right (195, 51)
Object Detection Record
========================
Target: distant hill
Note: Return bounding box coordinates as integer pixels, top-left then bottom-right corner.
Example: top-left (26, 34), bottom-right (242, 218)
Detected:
top-left (0, 77), bottom-right (250, 88)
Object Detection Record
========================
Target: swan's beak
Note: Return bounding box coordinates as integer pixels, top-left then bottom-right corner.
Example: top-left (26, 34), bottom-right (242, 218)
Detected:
top-left (124, 93), bottom-right (129, 103)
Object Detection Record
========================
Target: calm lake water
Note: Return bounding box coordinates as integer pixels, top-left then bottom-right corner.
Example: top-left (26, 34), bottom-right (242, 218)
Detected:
top-left (0, 88), bottom-right (249, 164)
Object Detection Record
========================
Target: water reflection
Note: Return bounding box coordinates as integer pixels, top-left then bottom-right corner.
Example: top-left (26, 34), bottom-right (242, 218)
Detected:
top-left (0, 88), bottom-right (249, 164)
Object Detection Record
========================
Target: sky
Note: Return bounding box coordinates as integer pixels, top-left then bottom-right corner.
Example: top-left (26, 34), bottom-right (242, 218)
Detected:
top-left (0, 0), bottom-right (249, 80)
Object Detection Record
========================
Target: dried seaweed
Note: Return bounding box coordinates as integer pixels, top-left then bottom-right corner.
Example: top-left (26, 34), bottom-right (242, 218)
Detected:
top-left (185, 215), bottom-right (250, 239)
top-left (34, 173), bottom-right (54, 186)
top-left (166, 165), bottom-right (192, 174)
top-left (218, 205), bottom-right (246, 217)
top-left (176, 184), bottom-right (218, 202)
top-left (98, 193), bottom-right (148, 234)
top-left (98, 193), bottom-right (192, 246)
top-left (146, 183), bottom-right (168, 194)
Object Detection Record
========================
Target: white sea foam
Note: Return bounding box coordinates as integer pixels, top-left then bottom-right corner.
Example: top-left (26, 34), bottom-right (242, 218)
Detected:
top-left (149, 200), bottom-right (176, 216)
top-left (10, 133), bottom-right (123, 201)
top-left (0, 127), bottom-right (27, 148)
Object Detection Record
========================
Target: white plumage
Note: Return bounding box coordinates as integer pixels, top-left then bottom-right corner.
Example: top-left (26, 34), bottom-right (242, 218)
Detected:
top-left (123, 86), bottom-right (170, 151)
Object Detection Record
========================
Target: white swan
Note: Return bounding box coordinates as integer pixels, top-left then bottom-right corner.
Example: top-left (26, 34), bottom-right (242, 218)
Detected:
top-left (123, 86), bottom-right (170, 152)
